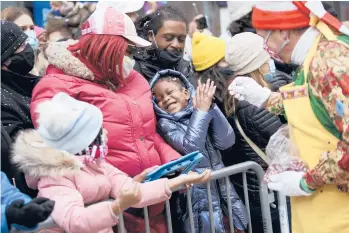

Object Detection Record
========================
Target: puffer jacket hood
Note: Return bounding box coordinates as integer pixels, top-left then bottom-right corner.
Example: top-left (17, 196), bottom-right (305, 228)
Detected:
top-left (44, 40), bottom-right (95, 80)
top-left (149, 69), bottom-right (195, 122)
top-left (11, 129), bottom-right (83, 179)
top-left (151, 70), bottom-right (248, 232)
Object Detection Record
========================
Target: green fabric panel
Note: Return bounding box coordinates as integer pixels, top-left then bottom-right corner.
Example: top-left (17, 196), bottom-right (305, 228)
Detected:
top-left (338, 35), bottom-right (349, 45)
top-left (294, 68), bottom-right (305, 86)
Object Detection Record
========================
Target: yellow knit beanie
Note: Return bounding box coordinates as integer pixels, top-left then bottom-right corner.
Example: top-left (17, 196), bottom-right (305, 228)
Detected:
top-left (192, 32), bottom-right (226, 72)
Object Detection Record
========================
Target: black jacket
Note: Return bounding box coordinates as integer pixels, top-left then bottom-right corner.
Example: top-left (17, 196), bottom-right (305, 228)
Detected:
top-left (274, 60), bottom-right (298, 77)
top-left (222, 71), bottom-right (291, 204)
top-left (133, 47), bottom-right (195, 84)
top-left (1, 69), bottom-right (40, 197)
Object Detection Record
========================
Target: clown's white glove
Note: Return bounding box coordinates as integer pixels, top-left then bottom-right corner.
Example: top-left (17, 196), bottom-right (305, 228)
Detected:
top-left (267, 171), bottom-right (315, 197)
top-left (228, 76), bottom-right (271, 108)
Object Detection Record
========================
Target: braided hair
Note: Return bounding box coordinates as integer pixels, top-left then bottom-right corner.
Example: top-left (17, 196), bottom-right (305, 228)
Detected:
top-left (135, 5), bottom-right (187, 40)
top-left (194, 66), bottom-right (232, 107)
top-left (78, 128), bottom-right (108, 160)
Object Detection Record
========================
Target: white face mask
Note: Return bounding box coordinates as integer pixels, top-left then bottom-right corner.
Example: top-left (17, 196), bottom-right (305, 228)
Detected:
top-left (116, 56), bottom-right (135, 78)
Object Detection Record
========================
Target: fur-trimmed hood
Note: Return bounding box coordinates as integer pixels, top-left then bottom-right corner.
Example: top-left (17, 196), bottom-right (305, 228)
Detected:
top-left (45, 40), bottom-right (95, 80)
top-left (11, 129), bottom-right (83, 178)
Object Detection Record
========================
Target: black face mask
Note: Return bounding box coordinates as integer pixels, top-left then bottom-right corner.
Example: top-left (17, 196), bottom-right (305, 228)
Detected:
top-left (7, 44), bottom-right (35, 75)
top-left (155, 48), bottom-right (183, 67)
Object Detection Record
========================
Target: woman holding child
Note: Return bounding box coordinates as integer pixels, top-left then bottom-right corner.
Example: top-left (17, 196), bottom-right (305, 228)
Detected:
top-left (30, 6), bottom-right (183, 233)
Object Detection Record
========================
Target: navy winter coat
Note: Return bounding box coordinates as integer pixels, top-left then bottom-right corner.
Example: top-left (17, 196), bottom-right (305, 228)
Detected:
top-left (150, 70), bottom-right (248, 233)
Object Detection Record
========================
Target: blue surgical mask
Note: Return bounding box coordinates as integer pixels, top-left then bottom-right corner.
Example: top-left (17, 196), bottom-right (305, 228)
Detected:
top-left (25, 30), bottom-right (39, 49)
top-left (263, 59), bottom-right (276, 83)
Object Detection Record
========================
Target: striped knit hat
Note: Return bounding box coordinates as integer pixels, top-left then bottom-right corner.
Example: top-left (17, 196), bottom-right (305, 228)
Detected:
top-left (252, 1), bottom-right (349, 36)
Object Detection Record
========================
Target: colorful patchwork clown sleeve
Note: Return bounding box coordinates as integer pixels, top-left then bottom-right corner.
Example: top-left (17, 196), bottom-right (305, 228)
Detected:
top-left (304, 39), bottom-right (349, 191)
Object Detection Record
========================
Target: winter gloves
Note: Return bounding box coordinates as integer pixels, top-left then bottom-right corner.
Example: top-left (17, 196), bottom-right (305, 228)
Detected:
top-left (6, 197), bottom-right (55, 229)
top-left (267, 171), bottom-right (315, 196)
top-left (228, 76), bottom-right (271, 108)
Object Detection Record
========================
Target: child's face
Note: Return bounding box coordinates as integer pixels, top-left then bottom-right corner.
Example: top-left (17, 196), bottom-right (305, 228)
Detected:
top-left (153, 80), bottom-right (190, 114)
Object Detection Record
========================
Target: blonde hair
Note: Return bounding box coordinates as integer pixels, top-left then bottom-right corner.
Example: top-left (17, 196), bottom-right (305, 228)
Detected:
top-left (224, 63), bottom-right (271, 116)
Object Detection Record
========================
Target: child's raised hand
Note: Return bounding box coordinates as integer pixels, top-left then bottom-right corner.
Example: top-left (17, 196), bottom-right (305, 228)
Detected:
top-left (194, 79), bottom-right (216, 112)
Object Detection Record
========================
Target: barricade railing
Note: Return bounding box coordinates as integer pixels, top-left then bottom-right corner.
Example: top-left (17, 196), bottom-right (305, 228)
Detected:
top-left (120, 161), bottom-right (275, 233)
top-left (11, 161), bottom-right (291, 233)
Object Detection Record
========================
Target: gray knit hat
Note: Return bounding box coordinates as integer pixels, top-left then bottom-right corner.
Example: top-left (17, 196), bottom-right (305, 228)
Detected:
top-left (225, 32), bottom-right (270, 75)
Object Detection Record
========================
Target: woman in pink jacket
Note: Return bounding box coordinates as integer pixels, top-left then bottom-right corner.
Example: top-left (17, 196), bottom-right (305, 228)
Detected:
top-left (29, 7), bottom-right (182, 232)
top-left (11, 92), bottom-right (210, 233)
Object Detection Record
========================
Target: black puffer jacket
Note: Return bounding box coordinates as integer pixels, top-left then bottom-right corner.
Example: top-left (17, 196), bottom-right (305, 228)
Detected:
top-left (133, 47), bottom-right (195, 84)
top-left (222, 71), bottom-right (291, 204)
top-left (1, 69), bottom-right (40, 197)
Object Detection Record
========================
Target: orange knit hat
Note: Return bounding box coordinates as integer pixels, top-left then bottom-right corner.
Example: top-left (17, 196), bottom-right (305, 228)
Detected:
top-left (252, 2), bottom-right (309, 30)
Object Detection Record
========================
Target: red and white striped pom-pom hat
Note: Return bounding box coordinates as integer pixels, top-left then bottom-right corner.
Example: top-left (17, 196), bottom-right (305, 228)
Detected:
top-left (80, 6), bottom-right (151, 47)
top-left (252, 1), bottom-right (349, 36)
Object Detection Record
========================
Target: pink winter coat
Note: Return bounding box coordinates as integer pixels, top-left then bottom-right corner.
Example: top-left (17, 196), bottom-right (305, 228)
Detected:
top-left (30, 40), bottom-right (181, 178)
top-left (11, 129), bottom-right (173, 233)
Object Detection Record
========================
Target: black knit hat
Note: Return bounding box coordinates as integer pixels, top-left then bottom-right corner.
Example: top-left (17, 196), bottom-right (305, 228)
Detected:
top-left (1, 20), bottom-right (28, 64)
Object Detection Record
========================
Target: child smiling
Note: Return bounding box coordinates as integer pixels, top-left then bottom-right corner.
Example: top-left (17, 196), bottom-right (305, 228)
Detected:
top-left (150, 69), bottom-right (248, 233)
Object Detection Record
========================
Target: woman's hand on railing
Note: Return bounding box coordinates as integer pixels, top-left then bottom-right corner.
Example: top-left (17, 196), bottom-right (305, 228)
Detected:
top-left (168, 169), bottom-right (211, 191)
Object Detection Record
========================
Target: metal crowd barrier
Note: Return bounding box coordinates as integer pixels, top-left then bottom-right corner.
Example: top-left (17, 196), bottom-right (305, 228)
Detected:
top-left (11, 161), bottom-right (291, 233)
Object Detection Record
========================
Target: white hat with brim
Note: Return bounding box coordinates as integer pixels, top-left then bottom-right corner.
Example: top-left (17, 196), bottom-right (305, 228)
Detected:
top-left (123, 35), bottom-right (151, 47)
top-left (36, 92), bottom-right (104, 155)
top-left (81, 6), bottom-right (151, 47)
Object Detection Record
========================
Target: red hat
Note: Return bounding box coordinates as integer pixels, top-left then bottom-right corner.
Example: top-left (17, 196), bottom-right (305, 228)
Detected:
top-left (252, 1), bottom-right (349, 36)
top-left (81, 6), bottom-right (151, 47)
top-left (252, 2), bottom-right (309, 30)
